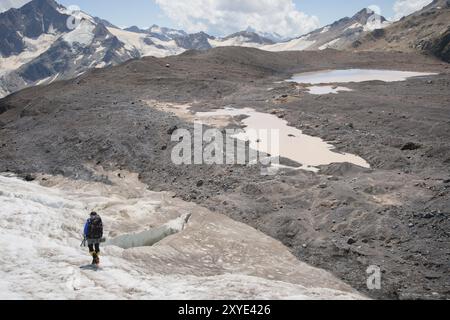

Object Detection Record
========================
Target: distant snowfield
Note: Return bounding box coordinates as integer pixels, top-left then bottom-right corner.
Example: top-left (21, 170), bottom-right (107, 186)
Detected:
top-left (318, 38), bottom-right (342, 50)
top-left (263, 35), bottom-right (316, 52)
top-left (0, 33), bottom-right (59, 76)
top-left (209, 37), bottom-right (265, 49)
top-left (63, 20), bottom-right (96, 46)
top-left (0, 33), bottom-right (60, 98)
top-left (0, 86), bottom-right (9, 97)
top-left (0, 170), bottom-right (366, 300)
top-left (107, 27), bottom-right (185, 58)
top-left (363, 18), bottom-right (391, 32)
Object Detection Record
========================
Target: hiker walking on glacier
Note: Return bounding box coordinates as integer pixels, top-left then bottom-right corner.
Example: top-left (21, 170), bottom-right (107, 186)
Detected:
top-left (83, 212), bottom-right (103, 265)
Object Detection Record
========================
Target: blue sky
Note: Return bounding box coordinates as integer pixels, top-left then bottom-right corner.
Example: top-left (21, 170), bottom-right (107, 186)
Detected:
top-left (296, 0), bottom-right (396, 24)
top-left (58, 0), bottom-right (395, 29)
top-left (58, 0), bottom-right (171, 29)
top-left (55, 0), bottom-right (429, 37)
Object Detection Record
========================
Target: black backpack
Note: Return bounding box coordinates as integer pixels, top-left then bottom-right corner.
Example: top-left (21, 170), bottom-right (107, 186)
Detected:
top-left (88, 216), bottom-right (103, 239)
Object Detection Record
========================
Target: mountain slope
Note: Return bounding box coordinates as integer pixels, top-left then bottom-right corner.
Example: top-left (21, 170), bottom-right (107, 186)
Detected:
top-left (244, 26), bottom-right (288, 43)
top-left (351, 0), bottom-right (450, 62)
top-left (0, 0), bottom-right (137, 97)
top-left (119, 26), bottom-right (275, 51)
top-left (106, 27), bottom-right (185, 58)
top-left (0, 0), bottom-right (31, 13)
top-left (0, 0), bottom-right (69, 57)
top-left (120, 25), bottom-right (213, 51)
top-left (264, 8), bottom-right (389, 52)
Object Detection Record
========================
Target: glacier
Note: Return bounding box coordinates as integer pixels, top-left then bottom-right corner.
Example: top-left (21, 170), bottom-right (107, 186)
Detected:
top-left (0, 170), bottom-right (367, 300)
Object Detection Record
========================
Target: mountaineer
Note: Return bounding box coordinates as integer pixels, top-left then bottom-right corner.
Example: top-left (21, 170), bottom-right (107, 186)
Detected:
top-left (83, 212), bottom-right (104, 265)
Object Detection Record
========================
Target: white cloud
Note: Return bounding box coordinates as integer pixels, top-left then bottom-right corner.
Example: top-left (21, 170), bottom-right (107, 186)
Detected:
top-left (392, 0), bottom-right (433, 20)
top-left (154, 0), bottom-right (320, 38)
top-left (367, 5), bottom-right (382, 15)
top-left (0, 0), bottom-right (31, 13)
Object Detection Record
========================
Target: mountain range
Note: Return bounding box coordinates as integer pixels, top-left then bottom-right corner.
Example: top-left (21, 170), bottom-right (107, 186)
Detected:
top-left (0, 0), bottom-right (448, 98)
top-left (264, 8), bottom-right (390, 52)
top-left (0, 0), bottom-right (282, 97)
top-left (351, 0), bottom-right (450, 62)
top-left (0, 0), bottom-right (134, 97)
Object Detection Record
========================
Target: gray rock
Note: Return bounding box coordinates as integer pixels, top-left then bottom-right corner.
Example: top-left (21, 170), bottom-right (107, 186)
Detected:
top-left (401, 142), bottom-right (421, 151)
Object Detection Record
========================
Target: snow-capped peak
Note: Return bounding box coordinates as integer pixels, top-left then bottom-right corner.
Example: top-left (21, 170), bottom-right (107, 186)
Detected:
top-left (0, 0), bottom-right (138, 98)
top-left (261, 7), bottom-right (391, 52)
top-left (62, 19), bottom-right (96, 46)
top-left (351, 7), bottom-right (390, 30)
top-left (244, 26), bottom-right (287, 42)
top-left (148, 24), bottom-right (187, 38)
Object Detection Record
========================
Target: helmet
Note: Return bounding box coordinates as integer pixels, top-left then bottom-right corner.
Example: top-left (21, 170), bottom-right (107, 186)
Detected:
top-left (90, 211), bottom-right (98, 216)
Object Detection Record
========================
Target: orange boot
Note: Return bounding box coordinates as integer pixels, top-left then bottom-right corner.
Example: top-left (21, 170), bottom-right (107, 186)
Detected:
top-left (93, 252), bottom-right (100, 265)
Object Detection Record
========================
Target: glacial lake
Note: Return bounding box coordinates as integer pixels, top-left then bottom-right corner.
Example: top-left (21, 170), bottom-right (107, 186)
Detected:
top-left (196, 107), bottom-right (370, 172)
top-left (287, 69), bottom-right (437, 84)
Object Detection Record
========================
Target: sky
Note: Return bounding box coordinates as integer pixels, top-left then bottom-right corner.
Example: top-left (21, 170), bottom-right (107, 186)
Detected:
top-left (2, 0), bottom-right (434, 38)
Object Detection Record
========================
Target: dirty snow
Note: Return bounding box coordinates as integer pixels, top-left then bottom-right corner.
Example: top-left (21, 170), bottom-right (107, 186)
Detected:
top-left (35, 73), bottom-right (59, 86)
top-left (320, 26), bottom-right (331, 33)
top-left (63, 20), bottom-right (96, 46)
top-left (346, 22), bottom-right (363, 30)
top-left (0, 86), bottom-right (9, 98)
top-left (307, 85), bottom-right (353, 95)
top-left (263, 35), bottom-right (315, 51)
top-left (209, 37), bottom-right (264, 48)
top-left (94, 61), bottom-right (107, 69)
top-left (318, 38), bottom-right (341, 50)
top-left (107, 27), bottom-right (184, 58)
top-left (35, 76), bottom-right (52, 86)
top-left (0, 171), bottom-right (366, 300)
top-left (0, 34), bottom-right (59, 76)
top-left (363, 17), bottom-right (391, 32)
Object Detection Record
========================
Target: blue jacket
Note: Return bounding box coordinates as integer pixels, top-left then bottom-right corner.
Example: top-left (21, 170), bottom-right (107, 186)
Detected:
top-left (83, 219), bottom-right (90, 237)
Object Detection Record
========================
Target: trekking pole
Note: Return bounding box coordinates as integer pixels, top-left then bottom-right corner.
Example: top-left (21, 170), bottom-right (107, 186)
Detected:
top-left (80, 236), bottom-right (86, 247)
